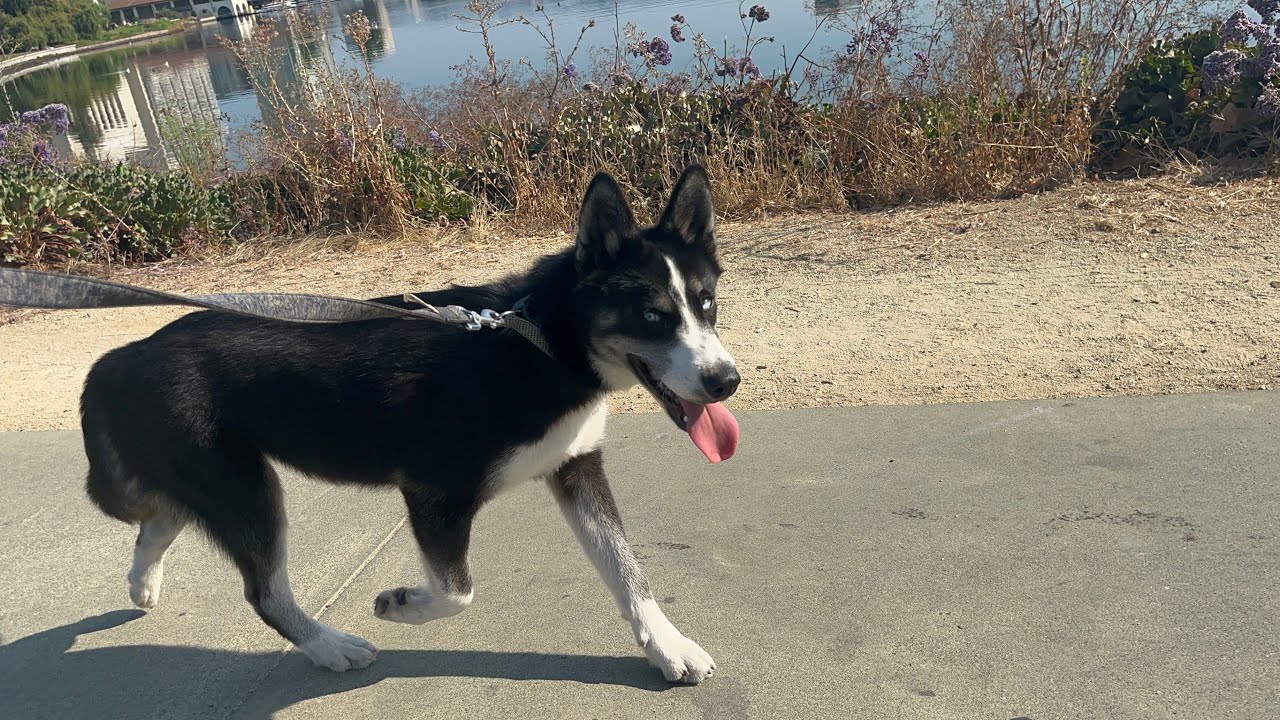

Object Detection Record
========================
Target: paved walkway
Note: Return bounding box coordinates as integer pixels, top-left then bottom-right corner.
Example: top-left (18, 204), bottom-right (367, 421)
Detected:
top-left (1, 392), bottom-right (1276, 719)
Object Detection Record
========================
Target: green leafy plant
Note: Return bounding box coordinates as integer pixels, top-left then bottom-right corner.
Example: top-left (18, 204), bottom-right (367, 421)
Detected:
top-left (0, 166), bottom-right (89, 266)
top-left (1098, 4), bottom-right (1280, 166)
top-left (391, 142), bottom-right (474, 222)
top-left (1096, 29), bottom-right (1223, 160)
top-left (70, 163), bottom-right (233, 260)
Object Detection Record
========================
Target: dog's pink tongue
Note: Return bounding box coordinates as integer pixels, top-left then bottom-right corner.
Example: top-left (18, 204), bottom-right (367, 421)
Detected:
top-left (681, 400), bottom-right (739, 463)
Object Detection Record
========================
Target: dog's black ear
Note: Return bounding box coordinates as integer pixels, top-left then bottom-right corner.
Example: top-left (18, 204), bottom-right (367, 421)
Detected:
top-left (576, 171), bottom-right (636, 271)
top-left (659, 165), bottom-right (716, 253)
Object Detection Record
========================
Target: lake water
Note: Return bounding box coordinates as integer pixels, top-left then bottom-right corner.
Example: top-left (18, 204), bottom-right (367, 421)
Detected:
top-left (1, 0), bottom-right (871, 169)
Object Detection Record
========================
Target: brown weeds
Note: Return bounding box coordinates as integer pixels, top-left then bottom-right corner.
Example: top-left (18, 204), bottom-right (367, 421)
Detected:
top-left (218, 0), bottom-right (1239, 236)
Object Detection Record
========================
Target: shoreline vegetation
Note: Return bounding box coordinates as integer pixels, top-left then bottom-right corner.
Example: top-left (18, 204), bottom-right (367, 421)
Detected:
top-left (0, 18), bottom-right (186, 82)
top-left (1, 0), bottom-right (1278, 269)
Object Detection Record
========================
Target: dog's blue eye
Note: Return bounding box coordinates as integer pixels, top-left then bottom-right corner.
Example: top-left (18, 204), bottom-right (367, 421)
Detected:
top-left (701, 297), bottom-right (714, 311)
top-left (643, 310), bottom-right (661, 323)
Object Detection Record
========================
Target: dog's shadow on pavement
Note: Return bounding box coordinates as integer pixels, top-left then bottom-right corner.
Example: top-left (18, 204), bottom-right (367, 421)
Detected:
top-left (1, 610), bottom-right (671, 719)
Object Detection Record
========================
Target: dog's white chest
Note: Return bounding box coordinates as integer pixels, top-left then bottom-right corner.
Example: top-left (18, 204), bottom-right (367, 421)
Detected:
top-left (489, 399), bottom-right (607, 492)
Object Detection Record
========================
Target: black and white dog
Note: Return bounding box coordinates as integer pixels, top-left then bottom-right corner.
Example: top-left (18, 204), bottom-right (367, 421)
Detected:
top-left (79, 166), bottom-right (741, 684)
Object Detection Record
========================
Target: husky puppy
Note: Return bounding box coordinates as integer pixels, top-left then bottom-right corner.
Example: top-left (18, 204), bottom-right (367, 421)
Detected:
top-left (80, 165), bottom-right (740, 683)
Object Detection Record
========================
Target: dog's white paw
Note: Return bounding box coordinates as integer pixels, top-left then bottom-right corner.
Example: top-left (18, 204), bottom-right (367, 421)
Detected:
top-left (373, 586), bottom-right (471, 625)
top-left (297, 626), bottom-right (378, 672)
top-left (128, 561), bottom-right (164, 609)
top-left (640, 624), bottom-right (716, 684)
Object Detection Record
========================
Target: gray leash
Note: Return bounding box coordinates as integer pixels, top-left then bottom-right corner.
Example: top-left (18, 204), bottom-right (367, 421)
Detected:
top-left (0, 268), bottom-right (555, 359)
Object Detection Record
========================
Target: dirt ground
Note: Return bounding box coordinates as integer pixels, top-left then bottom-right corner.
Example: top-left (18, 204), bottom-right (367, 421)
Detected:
top-left (2, 174), bottom-right (1277, 432)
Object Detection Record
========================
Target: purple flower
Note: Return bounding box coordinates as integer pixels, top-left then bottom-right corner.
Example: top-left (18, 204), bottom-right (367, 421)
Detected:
top-left (1255, 83), bottom-right (1280, 118)
top-left (18, 103), bottom-right (71, 135)
top-left (31, 138), bottom-right (58, 166)
top-left (748, 5), bottom-right (770, 22)
top-left (739, 56), bottom-right (761, 79)
top-left (393, 128), bottom-right (406, 151)
top-left (908, 51), bottom-right (931, 81)
top-left (336, 129), bottom-right (354, 154)
top-left (427, 130), bottom-right (446, 149)
top-left (1201, 48), bottom-right (1245, 93)
top-left (648, 37), bottom-right (672, 66)
top-left (1247, 0), bottom-right (1279, 24)
top-left (847, 19), bottom-right (900, 57)
top-left (670, 14), bottom-right (685, 23)
top-left (1243, 39), bottom-right (1280, 81)
top-left (670, 23), bottom-right (685, 43)
top-left (716, 57), bottom-right (739, 78)
top-left (563, 62), bottom-right (577, 79)
top-left (1221, 10), bottom-right (1267, 46)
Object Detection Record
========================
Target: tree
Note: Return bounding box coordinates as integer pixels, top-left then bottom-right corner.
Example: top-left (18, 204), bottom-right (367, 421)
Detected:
top-left (0, 0), bottom-right (108, 52)
top-left (70, 2), bottom-right (107, 40)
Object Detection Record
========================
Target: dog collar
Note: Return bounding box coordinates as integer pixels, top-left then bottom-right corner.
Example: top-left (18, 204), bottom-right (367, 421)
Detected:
top-left (501, 295), bottom-right (556, 360)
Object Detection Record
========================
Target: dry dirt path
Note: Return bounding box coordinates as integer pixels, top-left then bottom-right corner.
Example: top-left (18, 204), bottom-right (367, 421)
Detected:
top-left (2, 175), bottom-right (1276, 432)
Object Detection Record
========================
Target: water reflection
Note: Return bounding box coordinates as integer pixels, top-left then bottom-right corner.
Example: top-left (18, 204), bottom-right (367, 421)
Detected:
top-left (4, 15), bottom-right (253, 169)
top-left (0, 0), bottom-right (876, 168)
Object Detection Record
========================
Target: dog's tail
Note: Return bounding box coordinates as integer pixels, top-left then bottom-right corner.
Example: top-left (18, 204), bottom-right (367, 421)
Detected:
top-left (81, 352), bottom-right (154, 524)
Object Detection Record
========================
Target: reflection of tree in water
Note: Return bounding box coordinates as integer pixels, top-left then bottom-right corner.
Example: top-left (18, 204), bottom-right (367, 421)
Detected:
top-left (813, 0), bottom-right (858, 19)
top-left (328, 0), bottom-right (396, 59)
top-left (248, 9), bottom-right (341, 133)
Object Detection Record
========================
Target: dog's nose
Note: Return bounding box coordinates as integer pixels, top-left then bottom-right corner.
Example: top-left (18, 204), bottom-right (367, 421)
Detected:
top-left (702, 365), bottom-right (741, 401)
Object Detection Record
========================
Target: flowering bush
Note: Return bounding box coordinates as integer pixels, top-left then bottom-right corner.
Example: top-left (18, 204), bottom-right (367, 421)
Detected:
top-left (0, 103), bottom-right (70, 169)
top-left (0, 102), bottom-right (240, 265)
top-left (1099, 2), bottom-right (1279, 165)
top-left (1201, 1), bottom-right (1280, 115)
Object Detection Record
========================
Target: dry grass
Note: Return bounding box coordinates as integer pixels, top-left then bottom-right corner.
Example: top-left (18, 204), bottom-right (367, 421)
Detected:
top-left (211, 0), bottom-right (1239, 236)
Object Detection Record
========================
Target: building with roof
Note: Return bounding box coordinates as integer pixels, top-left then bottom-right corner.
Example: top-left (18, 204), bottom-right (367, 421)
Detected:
top-left (107, 0), bottom-right (253, 25)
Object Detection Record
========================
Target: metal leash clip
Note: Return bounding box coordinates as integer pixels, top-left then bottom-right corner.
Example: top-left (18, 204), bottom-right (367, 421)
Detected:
top-left (464, 308), bottom-right (505, 331)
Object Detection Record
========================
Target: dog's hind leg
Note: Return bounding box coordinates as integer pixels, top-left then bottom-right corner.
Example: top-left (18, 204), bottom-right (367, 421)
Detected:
top-left (128, 506), bottom-right (187, 609)
top-left (373, 483), bottom-right (475, 624)
top-left (176, 449), bottom-right (377, 672)
top-left (549, 450), bottom-right (715, 684)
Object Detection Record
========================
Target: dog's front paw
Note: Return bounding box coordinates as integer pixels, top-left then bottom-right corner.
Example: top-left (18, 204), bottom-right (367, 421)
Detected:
top-left (128, 562), bottom-right (164, 609)
top-left (641, 626), bottom-right (716, 684)
top-left (297, 626), bottom-right (378, 672)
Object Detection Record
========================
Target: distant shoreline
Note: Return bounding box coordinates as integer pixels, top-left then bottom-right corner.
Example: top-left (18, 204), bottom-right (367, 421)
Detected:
top-left (0, 21), bottom-right (192, 84)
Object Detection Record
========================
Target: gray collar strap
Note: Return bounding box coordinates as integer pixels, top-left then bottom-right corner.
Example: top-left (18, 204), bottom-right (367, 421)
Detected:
top-left (0, 268), bottom-right (555, 360)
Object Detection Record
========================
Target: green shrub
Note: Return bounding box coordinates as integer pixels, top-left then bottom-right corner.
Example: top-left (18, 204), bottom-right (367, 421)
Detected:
top-left (391, 141), bottom-right (474, 222)
top-left (1097, 9), bottom-right (1279, 165)
top-left (0, 165), bottom-right (90, 265)
top-left (69, 163), bottom-right (234, 260)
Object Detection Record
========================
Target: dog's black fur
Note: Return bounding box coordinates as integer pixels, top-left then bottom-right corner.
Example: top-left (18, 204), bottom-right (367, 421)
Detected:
top-left (79, 166), bottom-right (733, 681)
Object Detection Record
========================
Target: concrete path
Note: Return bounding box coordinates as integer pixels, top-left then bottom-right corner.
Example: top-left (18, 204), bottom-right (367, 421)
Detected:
top-left (1, 392), bottom-right (1276, 719)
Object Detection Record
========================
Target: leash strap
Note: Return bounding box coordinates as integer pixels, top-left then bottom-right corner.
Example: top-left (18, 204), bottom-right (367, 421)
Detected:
top-left (0, 268), bottom-right (555, 359)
